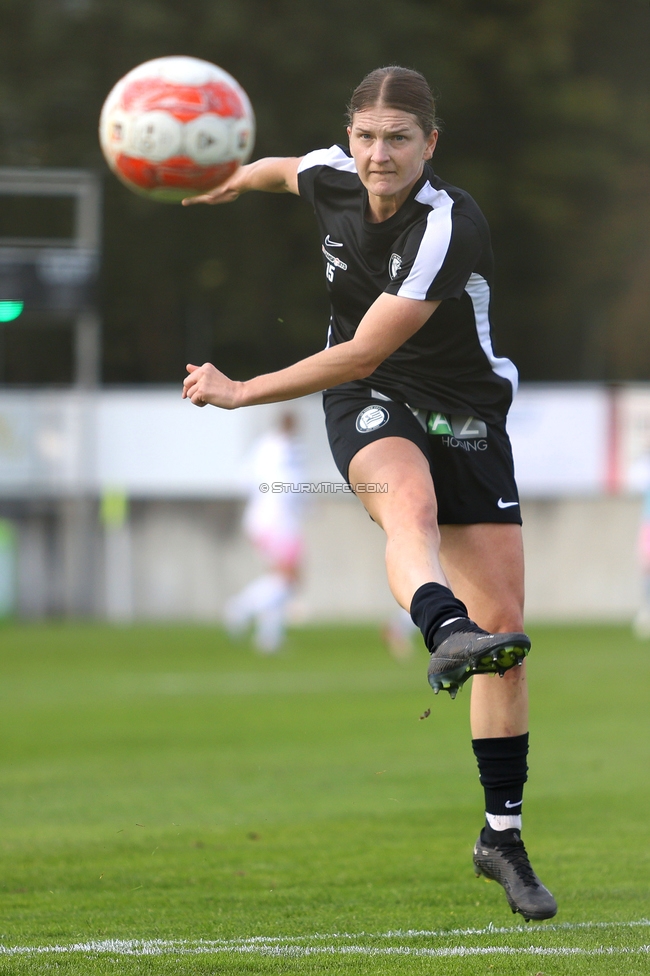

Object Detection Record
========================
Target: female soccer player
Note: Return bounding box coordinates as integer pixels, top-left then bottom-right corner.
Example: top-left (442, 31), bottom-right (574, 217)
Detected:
top-left (182, 66), bottom-right (556, 921)
top-left (224, 412), bottom-right (305, 653)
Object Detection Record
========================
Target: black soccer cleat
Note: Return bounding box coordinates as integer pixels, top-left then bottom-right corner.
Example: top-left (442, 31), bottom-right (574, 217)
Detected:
top-left (427, 631), bottom-right (530, 698)
top-left (473, 830), bottom-right (557, 921)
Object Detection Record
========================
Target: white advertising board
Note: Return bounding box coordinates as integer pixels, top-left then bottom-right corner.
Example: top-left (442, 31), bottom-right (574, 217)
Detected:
top-left (615, 386), bottom-right (650, 492)
top-left (507, 385), bottom-right (609, 496)
top-left (0, 389), bottom-right (340, 497)
top-left (0, 383), bottom-right (640, 499)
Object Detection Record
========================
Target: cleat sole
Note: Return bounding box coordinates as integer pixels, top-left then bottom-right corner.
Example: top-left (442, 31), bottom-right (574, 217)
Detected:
top-left (430, 645), bottom-right (529, 686)
top-left (428, 674), bottom-right (463, 699)
top-left (428, 632), bottom-right (531, 701)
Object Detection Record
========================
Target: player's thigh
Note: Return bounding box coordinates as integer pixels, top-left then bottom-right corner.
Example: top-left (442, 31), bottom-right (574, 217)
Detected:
top-left (348, 435), bottom-right (439, 530)
top-left (324, 388), bottom-right (438, 530)
top-left (438, 522), bottom-right (525, 632)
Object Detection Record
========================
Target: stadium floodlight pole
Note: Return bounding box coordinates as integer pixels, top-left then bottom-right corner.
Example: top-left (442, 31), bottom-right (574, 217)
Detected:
top-left (0, 167), bottom-right (102, 387)
top-left (71, 170), bottom-right (102, 389)
top-left (0, 168), bottom-right (102, 617)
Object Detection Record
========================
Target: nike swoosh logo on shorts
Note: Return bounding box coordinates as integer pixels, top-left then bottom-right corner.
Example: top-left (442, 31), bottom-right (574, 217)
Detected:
top-left (498, 498), bottom-right (519, 509)
top-left (324, 235), bottom-right (343, 247)
top-left (505, 799), bottom-right (523, 808)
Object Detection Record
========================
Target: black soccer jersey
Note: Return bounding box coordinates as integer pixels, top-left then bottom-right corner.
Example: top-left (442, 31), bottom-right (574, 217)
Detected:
top-left (297, 144), bottom-right (518, 425)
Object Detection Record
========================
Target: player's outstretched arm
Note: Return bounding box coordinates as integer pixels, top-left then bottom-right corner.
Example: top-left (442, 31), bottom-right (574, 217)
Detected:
top-left (182, 293), bottom-right (440, 409)
top-left (182, 156), bottom-right (302, 206)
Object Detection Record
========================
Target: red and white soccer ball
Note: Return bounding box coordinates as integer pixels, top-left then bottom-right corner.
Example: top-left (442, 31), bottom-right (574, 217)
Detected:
top-left (99, 56), bottom-right (255, 202)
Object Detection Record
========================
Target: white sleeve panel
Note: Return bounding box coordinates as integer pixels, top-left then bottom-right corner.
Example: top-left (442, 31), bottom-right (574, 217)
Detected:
top-left (396, 186), bottom-right (454, 301)
top-left (297, 145), bottom-right (358, 174)
top-left (465, 273), bottom-right (519, 395)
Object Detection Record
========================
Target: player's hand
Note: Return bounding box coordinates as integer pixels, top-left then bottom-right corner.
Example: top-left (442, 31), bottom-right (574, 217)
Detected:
top-left (182, 167), bottom-right (246, 206)
top-left (182, 362), bottom-right (243, 409)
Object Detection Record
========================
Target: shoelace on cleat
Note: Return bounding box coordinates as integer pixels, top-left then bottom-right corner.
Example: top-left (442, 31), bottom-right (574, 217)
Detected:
top-left (495, 842), bottom-right (539, 887)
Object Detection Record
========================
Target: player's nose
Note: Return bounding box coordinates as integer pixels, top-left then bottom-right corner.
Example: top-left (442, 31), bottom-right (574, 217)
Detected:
top-left (371, 139), bottom-right (390, 161)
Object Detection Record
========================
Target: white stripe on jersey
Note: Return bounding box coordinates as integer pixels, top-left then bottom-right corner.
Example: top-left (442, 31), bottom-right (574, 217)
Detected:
top-left (465, 273), bottom-right (519, 395)
top-left (396, 183), bottom-right (454, 301)
top-left (297, 146), bottom-right (358, 174)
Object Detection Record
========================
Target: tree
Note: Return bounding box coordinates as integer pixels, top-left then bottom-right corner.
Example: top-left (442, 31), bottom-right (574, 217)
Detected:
top-left (0, 0), bottom-right (648, 383)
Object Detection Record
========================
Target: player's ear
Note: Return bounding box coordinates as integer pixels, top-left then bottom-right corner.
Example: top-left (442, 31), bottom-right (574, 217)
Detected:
top-left (346, 125), bottom-right (352, 139)
top-left (424, 129), bottom-right (438, 160)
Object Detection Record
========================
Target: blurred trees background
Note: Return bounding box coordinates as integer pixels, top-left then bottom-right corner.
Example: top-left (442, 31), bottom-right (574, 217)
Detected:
top-left (0, 0), bottom-right (648, 384)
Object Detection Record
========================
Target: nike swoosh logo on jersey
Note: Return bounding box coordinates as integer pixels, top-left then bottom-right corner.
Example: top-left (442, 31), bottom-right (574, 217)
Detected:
top-left (505, 799), bottom-right (523, 808)
top-left (497, 498), bottom-right (519, 509)
top-left (324, 235), bottom-right (343, 247)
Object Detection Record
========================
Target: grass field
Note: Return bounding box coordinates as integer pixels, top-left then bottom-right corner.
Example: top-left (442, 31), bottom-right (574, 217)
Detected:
top-left (0, 621), bottom-right (648, 975)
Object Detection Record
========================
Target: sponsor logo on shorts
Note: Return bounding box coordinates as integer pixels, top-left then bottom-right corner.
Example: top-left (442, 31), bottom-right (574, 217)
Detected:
top-left (428, 413), bottom-right (453, 435)
top-left (428, 413), bottom-right (488, 450)
top-left (441, 436), bottom-right (488, 451)
top-left (389, 253), bottom-right (402, 279)
top-left (428, 413), bottom-right (488, 439)
top-left (498, 498), bottom-right (519, 509)
top-left (356, 404), bottom-right (389, 433)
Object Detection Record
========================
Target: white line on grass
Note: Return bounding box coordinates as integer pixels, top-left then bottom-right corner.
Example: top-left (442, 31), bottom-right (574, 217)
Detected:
top-left (0, 919), bottom-right (648, 957)
top-left (228, 918), bottom-right (650, 944)
top-left (0, 943), bottom-right (649, 958)
top-left (391, 918), bottom-right (650, 936)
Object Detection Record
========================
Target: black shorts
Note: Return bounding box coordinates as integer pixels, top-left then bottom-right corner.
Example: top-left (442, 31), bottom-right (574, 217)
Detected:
top-left (323, 384), bottom-right (521, 525)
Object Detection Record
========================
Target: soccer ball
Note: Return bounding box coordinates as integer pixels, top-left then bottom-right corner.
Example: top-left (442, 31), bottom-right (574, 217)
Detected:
top-left (99, 56), bottom-right (255, 203)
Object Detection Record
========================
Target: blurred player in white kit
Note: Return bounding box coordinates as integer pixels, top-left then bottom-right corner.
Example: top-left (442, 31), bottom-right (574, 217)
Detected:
top-left (224, 413), bottom-right (305, 652)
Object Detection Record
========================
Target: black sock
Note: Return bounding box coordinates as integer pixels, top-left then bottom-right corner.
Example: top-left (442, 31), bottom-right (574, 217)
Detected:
top-left (472, 733), bottom-right (529, 841)
top-left (409, 582), bottom-right (484, 652)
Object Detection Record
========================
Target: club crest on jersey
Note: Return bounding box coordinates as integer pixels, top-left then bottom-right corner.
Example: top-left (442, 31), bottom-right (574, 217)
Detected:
top-left (389, 253), bottom-right (402, 280)
top-left (356, 405), bottom-right (389, 433)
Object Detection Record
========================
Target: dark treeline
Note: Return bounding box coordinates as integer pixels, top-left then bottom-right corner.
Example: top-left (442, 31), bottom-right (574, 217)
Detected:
top-left (0, 0), bottom-right (648, 384)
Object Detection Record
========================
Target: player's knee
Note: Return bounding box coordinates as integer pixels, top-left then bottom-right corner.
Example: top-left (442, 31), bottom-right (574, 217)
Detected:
top-left (481, 604), bottom-right (524, 634)
top-left (400, 496), bottom-right (440, 544)
top-left (376, 489), bottom-right (438, 539)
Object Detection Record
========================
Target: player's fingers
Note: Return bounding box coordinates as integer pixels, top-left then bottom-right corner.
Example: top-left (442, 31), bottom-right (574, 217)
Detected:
top-left (182, 194), bottom-right (210, 206)
top-left (186, 363), bottom-right (199, 373)
top-left (183, 367), bottom-right (201, 389)
top-left (183, 185), bottom-right (240, 206)
top-left (190, 390), bottom-right (207, 406)
top-left (182, 188), bottom-right (231, 206)
top-left (182, 378), bottom-right (200, 400)
top-left (183, 188), bottom-right (226, 205)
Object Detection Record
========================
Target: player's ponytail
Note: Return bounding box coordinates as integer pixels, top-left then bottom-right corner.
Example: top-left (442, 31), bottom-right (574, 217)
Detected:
top-left (347, 66), bottom-right (439, 136)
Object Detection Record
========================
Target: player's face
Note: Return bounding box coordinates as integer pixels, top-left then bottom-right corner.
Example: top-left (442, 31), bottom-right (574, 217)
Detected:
top-left (347, 106), bottom-right (438, 205)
